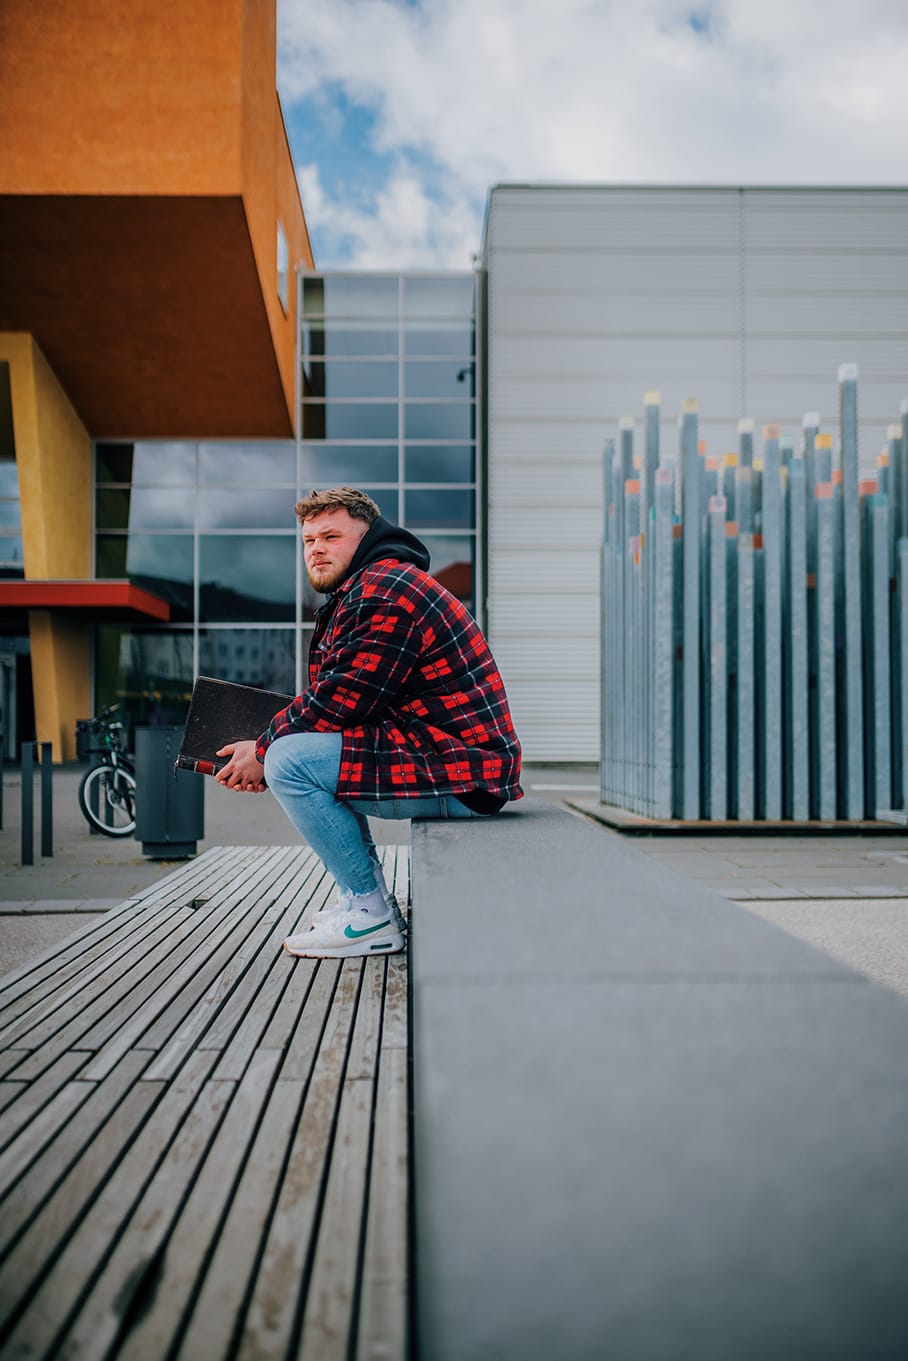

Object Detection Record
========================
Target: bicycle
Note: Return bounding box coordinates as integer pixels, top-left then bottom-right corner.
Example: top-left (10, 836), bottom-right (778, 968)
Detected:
top-left (76, 706), bottom-right (137, 837)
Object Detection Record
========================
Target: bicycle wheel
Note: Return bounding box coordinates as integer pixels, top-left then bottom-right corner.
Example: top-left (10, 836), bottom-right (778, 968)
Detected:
top-left (78, 764), bottom-right (137, 837)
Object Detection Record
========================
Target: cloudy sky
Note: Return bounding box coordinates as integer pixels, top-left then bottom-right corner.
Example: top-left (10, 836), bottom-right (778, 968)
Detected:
top-left (277, 0), bottom-right (908, 270)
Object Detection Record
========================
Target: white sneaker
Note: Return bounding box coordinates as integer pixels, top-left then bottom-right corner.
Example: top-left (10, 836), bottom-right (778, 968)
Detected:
top-left (284, 896), bottom-right (404, 959)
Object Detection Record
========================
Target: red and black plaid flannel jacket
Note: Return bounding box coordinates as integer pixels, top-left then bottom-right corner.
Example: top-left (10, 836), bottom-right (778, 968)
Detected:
top-left (256, 558), bottom-right (523, 804)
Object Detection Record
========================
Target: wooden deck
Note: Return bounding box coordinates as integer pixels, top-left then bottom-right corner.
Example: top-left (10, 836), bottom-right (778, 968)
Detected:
top-left (0, 845), bottom-right (410, 1361)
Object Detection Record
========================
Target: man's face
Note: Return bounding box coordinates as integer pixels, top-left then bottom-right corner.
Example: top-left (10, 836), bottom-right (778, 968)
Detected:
top-left (302, 508), bottom-right (370, 593)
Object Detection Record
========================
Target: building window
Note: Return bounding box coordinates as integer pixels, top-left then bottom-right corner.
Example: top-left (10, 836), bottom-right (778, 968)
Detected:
top-left (299, 270), bottom-right (478, 616)
top-left (92, 272), bottom-right (479, 727)
top-left (277, 220), bottom-right (289, 316)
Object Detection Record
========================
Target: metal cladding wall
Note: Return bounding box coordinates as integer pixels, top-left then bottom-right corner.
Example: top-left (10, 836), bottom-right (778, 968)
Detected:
top-left (482, 185), bottom-right (908, 762)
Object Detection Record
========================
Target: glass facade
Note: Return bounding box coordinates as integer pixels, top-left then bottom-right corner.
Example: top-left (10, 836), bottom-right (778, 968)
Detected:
top-left (0, 363), bottom-right (23, 577)
top-left (92, 271), bottom-right (478, 726)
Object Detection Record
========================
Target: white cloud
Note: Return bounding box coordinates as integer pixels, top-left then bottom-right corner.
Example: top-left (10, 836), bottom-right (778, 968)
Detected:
top-left (279, 0), bottom-right (908, 265)
top-left (296, 161), bottom-right (480, 269)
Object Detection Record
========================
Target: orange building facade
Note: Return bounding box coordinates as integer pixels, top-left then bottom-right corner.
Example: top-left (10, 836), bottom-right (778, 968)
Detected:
top-left (0, 0), bottom-right (313, 758)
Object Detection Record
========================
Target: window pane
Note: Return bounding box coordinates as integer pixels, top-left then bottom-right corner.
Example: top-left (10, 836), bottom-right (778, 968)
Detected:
top-left (0, 501), bottom-right (21, 527)
top-left (423, 534), bottom-right (475, 611)
top-left (95, 625), bottom-right (195, 727)
top-left (199, 535), bottom-right (296, 622)
top-left (0, 534), bottom-right (24, 571)
top-left (304, 324), bottom-right (399, 358)
top-left (96, 487), bottom-right (195, 530)
top-left (405, 361), bottom-right (475, 398)
top-left (198, 628), bottom-right (296, 695)
top-left (404, 404), bottom-right (473, 441)
top-left (302, 361), bottom-right (398, 400)
top-left (131, 443), bottom-right (196, 486)
top-left (403, 276), bottom-right (475, 318)
top-left (96, 533), bottom-right (194, 621)
top-left (299, 445), bottom-right (398, 483)
top-left (198, 442), bottom-right (295, 484)
top-left (199, 489), bottom-right (296, 530)
top-left (405, 489), bottom-right (475, 529)
top-left (303, 275), bottom-right (399, 319)
top-left (405, 445), bottom-right (474, 483)
top-left (404, 324), bottom-right (474, 356)
top-left (0, 461), bottom-right (20, 496)
top-left (95, 443), bottom-right (133, 483)
top-left (302, 403), bottom-right (399, 440)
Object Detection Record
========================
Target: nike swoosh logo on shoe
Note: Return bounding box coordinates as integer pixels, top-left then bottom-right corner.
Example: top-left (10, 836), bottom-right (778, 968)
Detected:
top-left (344, 919), bottom-right (391, 939)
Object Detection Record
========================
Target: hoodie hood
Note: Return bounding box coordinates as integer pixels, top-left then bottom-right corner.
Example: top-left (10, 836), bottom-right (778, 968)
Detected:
top-left (343, 515), bottom-right (431, 582)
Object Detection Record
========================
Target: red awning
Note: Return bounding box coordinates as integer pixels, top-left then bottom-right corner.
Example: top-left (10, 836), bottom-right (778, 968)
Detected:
top-left (0, 579), bottom-right (171, 622)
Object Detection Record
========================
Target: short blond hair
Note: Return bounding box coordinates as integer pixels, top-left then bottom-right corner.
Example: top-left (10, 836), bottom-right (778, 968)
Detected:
top-left (295, 486), bottom-right (380, 526)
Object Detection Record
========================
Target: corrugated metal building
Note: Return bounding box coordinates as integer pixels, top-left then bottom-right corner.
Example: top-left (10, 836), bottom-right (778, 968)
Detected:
top-left (480, 185), bottom-right (908, 762)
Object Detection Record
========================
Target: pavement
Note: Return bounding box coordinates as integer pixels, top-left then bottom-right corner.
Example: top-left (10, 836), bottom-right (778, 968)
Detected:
top-left (2, 762), bottom-right (908, 996)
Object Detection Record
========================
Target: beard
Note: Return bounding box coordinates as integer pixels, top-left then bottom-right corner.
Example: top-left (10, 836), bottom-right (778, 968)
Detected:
top-left (306, 563), bottom-right (345, 593)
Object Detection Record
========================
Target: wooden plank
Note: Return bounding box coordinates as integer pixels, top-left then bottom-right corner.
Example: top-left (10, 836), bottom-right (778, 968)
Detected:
top-left (294, 955), bottom-right (388, 1358)
top-left (0, 899), bottom-right (171, 1035)
top-left (144, 851), bottom-right (325, 1082)
top-left (0, 1079), bottom-right (27, 1116)
top-left (3, 848), bottom-right (275, 1060)
top-left (0, 903), bottom-right (192, 1049)
top-left (0, 1048), bottom-right (219, 1358)
top-left (381, 955), bottom-right (408, 1053)
top-left (52, 1078), bottom-right (236, 1361)
top-left (82, 850), bottom-right (303, 1082)
top-left (355, 1045), bottom-right (409, 1361)
top-left (0, 1077), bottom-right (164, 1338)
top-left (0, 1050), bottom-right (150, 1259)
top-left (170, 958), bottom-right (349, 1357)
top-left (109, 1051), bottom-right (282, 1361)
top-left (0, 1049), bottom-right (88, 1153)
top-left (279, 961), bottom-right (342, 1084)
top-left (233, 963), bottom-right (363, 1360)
top-left (296, 1074), bottom-right (375, 1360)
top-left (172, 1075), bottom-right (305, 1361)
top-left (0, 846), bottom-right (246, 1011)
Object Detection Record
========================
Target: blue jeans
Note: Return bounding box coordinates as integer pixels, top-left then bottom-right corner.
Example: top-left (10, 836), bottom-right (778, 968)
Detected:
top-left (263, 732), bottom-right (483, 895)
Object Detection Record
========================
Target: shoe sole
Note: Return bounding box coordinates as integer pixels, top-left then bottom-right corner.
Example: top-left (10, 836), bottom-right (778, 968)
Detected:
top-left (283, 933), bottom-right (405, 959)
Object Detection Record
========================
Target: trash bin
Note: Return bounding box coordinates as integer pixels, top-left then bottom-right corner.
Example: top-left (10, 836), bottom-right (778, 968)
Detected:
top-left (134, 726), bottom-right (204, 858)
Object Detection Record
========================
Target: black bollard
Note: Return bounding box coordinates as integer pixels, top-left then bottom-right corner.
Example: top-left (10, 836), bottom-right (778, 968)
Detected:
top-left (21, 740), bottom-right (35, 866)
top-left (40, 741), bottom-right (53, 857)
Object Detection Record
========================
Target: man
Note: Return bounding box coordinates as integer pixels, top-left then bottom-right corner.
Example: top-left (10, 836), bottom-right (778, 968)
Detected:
top-left (215, 486), bottom-right (522, 959)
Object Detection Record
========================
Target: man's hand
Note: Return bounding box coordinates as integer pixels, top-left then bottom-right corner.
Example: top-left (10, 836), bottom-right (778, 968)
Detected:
top-left (215, 739), bottom-right (267, 793)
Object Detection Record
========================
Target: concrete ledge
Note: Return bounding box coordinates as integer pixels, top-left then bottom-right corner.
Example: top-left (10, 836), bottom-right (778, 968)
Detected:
top-left (571, 798), bottom-right (908, 836)
top-left (410, 799), bottom-right (908, 1360)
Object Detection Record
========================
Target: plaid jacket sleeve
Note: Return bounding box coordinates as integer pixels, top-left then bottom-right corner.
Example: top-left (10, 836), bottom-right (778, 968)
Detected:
top-left (255, 588), bottom-right (423, 757)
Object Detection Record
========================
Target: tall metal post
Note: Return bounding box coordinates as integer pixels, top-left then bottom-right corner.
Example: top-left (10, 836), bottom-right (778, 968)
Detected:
top-left (40, 741), bottom-right (53, 858)
top-left (900, 539), bottom-right (908, 811)
top-left (815, 486), bottom-right (837, 819)
top-left (21, 740), bottom-right (35, 866)
top-left (736, 533), bottom-right (755, 821)
top-left (601, 440), bottom-right (615, 807)
top-left (786, 459), bottom-right (809, 820)
top-left (735, 466), bottom-right (754, 534)
top-left (839, 363), bottom-right (864, 819)
top-left (738, 417), bottom-right (754, 468)
top-left (653, 468), bottom-right (674, 819)
top-left (720, 454), bottom-right (737, 522)
top-left (643, 391), bottom-right (660, 524)
top-left (864, 491), bottom-right (891, 817)
top-left (625, 478), bottom-right (641, 811)
top-left (680, 399), bottom-right (701, 819)
top-left (761, 425), bottom-right (783, 819)
top-left (707, 496), bottom-right (728, 819)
